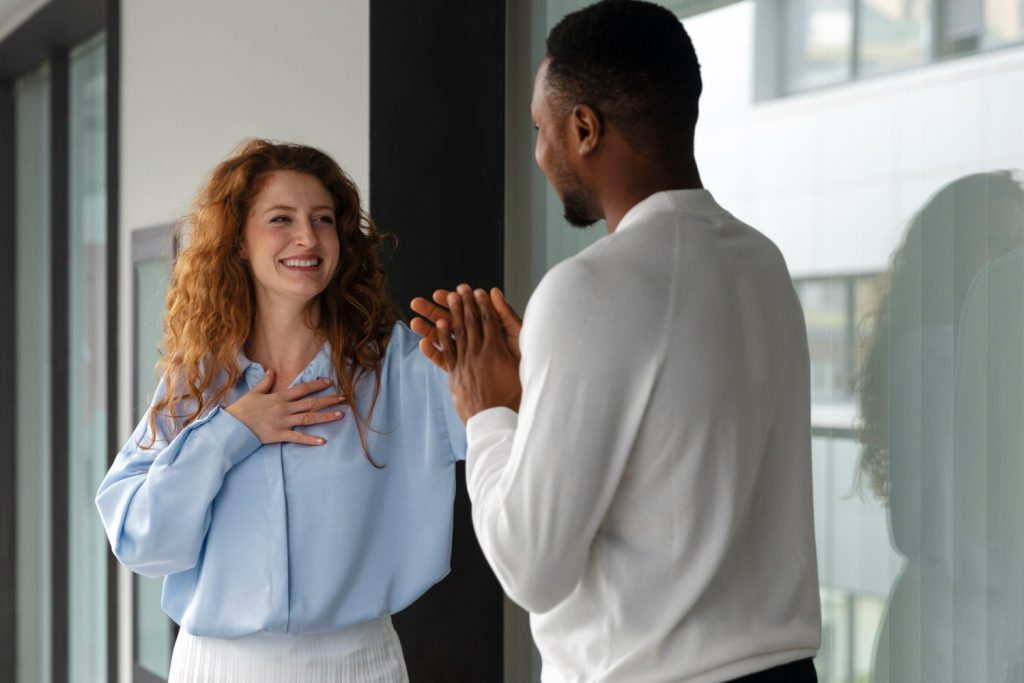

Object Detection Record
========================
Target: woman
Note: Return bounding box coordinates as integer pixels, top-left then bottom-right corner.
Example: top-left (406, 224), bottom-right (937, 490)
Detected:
top-left (857, 171), bottom-right (1024, 682)
top-left (96, 139), bottom-right (466, 682)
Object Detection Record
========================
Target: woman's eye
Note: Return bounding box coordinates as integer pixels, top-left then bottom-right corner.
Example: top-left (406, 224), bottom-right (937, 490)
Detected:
top-left (270, 215), bottom-right (291, 224)
top-left (316, 215), bottom-right (335, 225)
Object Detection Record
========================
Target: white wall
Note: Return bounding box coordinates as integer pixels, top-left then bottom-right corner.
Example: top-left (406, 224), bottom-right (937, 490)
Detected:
top-left (687, 1), bottom-right (1024, 278)
top-left (117, 2), bottom-right (370, 679)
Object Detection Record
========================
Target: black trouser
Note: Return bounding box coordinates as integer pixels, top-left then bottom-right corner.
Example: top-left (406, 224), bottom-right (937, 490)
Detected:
top-left (726, 658), bottom-right (817, 683)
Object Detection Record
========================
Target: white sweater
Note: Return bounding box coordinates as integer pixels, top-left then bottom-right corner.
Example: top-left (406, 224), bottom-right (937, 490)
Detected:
top-left (466, 190), bottom-right (821, 683)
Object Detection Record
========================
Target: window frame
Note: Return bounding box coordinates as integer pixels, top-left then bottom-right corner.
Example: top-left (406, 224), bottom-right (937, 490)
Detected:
top-left (0, 2), bottom-right (119, 681)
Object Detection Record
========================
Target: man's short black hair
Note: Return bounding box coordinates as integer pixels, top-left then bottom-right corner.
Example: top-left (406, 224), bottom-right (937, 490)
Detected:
top-left (545, 0), bottom-right (702, 156)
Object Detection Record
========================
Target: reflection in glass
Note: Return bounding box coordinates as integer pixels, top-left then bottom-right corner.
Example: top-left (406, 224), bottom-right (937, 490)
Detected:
top-left (134, 254), bottom-right (175, 678)
top-left (797, 279), bottom-right (851, 401)
top-left (981, 0), bottom-right (1024, 47)
top-left (858, 0), bottom-right (931, 76)
top-left (857, 172), bottom-right (1024, 682)
top-left (785, 0), bottom-right (853, 92)
top-left (795, 275), bottom-right (885, 404)
top-left (942, 0), bottom-right (1024, 54)
top-left (15, 61), bottom-right (52, 683)
top-left (67, 32), bottom-right (107, 683)
top-left (812, 435), bottom-right (901, 682)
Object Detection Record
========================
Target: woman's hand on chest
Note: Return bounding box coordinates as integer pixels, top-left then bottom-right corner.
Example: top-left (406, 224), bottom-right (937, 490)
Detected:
top-left (226, 369), bottom-right (347, 446)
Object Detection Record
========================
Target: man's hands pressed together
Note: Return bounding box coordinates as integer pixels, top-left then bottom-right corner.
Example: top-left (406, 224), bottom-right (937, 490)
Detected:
top-left (410, 284), bottom-right (523, 423)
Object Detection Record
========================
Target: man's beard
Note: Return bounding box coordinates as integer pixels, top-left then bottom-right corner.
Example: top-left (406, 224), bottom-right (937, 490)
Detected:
top-left (555, 163), bottom-right (598, 228)
top-left (562, 188), bottom-right (598, 228)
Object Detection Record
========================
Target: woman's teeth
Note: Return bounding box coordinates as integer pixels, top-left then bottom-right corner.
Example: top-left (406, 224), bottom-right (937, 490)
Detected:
top-left (282, 258), bottom-right (320, 267)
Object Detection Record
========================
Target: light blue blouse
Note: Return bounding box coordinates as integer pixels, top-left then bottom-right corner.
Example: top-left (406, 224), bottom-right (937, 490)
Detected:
top-left (96, 323), bottom-right (467, 638)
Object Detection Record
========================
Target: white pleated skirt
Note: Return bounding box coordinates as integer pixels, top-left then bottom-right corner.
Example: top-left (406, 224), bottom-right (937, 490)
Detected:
top-left (167, 616), bottom-right (409, 683)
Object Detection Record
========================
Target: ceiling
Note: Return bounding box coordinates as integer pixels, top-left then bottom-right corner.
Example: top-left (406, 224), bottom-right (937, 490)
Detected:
top-left (0, 0), bottom-right (47, 40)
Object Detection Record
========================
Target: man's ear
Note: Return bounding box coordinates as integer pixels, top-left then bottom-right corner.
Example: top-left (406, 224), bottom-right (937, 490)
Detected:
top-left (571, 104), bottom-right (602, 157)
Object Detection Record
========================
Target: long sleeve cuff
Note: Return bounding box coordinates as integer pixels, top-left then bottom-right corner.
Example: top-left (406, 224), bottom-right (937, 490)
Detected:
top-left (466, 406), bottom-right (518, 445)
top-left (465, 407), bottom-right (518, 505)
top-left (183, 406), bottom-right (263, 468)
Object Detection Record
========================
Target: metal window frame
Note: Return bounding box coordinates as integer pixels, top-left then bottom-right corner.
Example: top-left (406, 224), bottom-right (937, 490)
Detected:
top-left (768, 0), bottom-right (1024, 99)
top-left (50, 45), bottom-right (71, 683)
top-left (128, 222), bottom-right (177, 683)
top-left (0, 72), bottom-right (16, 683)
top-left (0, 2), bottom-right (118, 682)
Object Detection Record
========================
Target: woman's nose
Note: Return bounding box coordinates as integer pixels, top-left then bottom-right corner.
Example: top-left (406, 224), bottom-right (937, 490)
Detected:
top-left (294, 218), bottom-right (318, 246)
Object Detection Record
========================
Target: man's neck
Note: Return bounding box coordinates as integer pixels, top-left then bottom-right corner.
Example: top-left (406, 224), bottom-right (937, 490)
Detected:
top-left (602, 156), bottom-right (703, 232)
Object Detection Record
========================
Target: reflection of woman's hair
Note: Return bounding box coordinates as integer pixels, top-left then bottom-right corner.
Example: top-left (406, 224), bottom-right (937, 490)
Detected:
top-left (858, 171), bottom-right (1024, 499)
top-left (146, 139), bottom-right (398, 465)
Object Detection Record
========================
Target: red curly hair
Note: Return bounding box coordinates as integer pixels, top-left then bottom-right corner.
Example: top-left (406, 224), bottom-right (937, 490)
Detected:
top-left (147, 139), bottom-right (398, 465)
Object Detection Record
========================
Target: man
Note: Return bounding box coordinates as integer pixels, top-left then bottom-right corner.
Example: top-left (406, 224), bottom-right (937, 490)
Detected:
top-left (411, 1), bottom-right (821, 680)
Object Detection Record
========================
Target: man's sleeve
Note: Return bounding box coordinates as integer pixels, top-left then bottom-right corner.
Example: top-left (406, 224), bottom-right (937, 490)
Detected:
top-left (465, 259), bottom-right (660, 613)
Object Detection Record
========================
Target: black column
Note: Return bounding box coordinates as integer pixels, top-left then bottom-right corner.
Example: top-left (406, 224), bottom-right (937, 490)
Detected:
top-left (105, 2), bottom-right (121, 682)
top-left (370, 2), bottom-right (506, 681)
top-left (50, 47), bottom-right (70, 683)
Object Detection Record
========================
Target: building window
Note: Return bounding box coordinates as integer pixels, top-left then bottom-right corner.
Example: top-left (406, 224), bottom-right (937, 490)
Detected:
top-left (67, 31), bottom-right (108, 683)
top-left (793, 273), bottom-right (885, 408)
top-left (780, 0), bottom-right (1024, 95)
top-left (15, 59), bottom-right (53, 683)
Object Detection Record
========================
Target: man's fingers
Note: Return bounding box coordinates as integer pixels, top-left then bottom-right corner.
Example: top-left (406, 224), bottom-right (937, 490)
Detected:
top-left (457, 284), bottom-right (483, 352)
top-left (409, 316), bottom-right (438, 341)
top-left (447, 290), bottom-right (467, 353)
top-left (418, 336), bottom-right (448, 370)
top-left (410, 296), bottom-right (449, 323)
top-left (432, 289), bottom-right (453, 307)
top-left (475, 289), bottom-right (502, 346)
top-left (491, 288), bottom-right (522, 358)
top-left (490, 288), bottom-right (522, 329)
top-left (436, 318), bottom-right (456, 369)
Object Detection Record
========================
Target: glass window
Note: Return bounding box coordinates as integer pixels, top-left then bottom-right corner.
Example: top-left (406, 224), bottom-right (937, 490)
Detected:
top-left (509, 2), bottom-right (1024, 681)
top-left (784, 0), bottom-right (854, 93)
top-left (811, 434), bottom-right (901, 683)
top-left (780, 0), bottom-right (1023, 94)
top-left (796, 278), bottom-right (852, 402)
top-left (67, 32), bottom-right (107, 683)
top-left (132, 226), bottom-right (177, 681)
top-left (15, 61), bottom-right (52, 683)
top-left (858, 0), bottom-right (931, 76)
top-left (982, 0), bottom-right (1024, 48)
top-left (794, 274), bottom-right (886, 406)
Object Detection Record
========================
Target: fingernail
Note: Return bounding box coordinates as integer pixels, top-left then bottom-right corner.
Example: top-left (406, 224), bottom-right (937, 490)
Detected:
top-left (318, 437), bottom-right (326, 444)
top-left (458, 284), bottom-right (471, 294)
top-left (475, 289), bottom-right (486, 298)
top-left (334, 411), bottom-right (343, 416)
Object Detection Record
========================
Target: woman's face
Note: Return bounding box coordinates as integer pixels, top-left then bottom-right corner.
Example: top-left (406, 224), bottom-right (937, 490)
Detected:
top-left (241, 170), bottom-right (340, 310)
